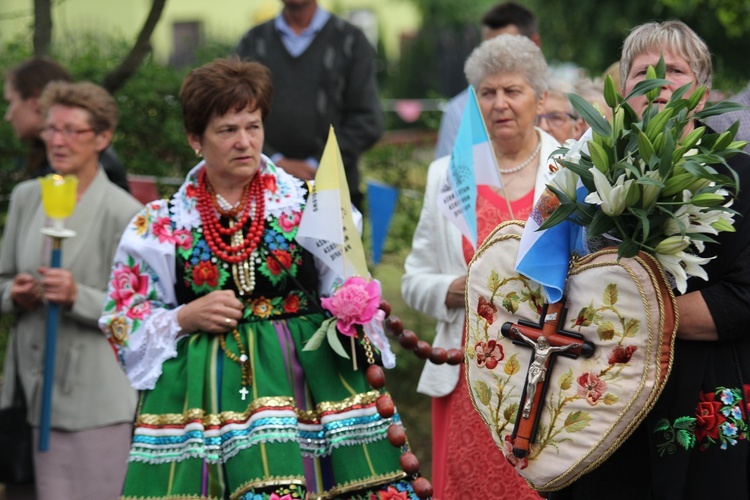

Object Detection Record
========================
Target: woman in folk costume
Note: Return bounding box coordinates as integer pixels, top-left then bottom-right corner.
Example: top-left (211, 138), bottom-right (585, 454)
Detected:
top-left (549, 20), bottom-right (750, 500)
top-left (401, 34), bottom-right (558, 499)
top-left (99, 58), bottom-right (417, 499)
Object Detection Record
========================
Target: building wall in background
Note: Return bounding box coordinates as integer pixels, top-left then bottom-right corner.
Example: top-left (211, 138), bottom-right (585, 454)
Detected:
top-left (0, 0), bottom-right (420, 63)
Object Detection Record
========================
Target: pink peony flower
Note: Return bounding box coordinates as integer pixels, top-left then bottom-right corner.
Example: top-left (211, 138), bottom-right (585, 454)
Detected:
top-left (151, 216), bottom-right (175, 243)
top-left (278, 211), bottom-right (302, 233)
top-left (321, 277), bottom-right (381, 337)
top-left (173, 229), bottom-right (193, 250)
top-left (109, 263), bottom-right (149, 311)
top-left (126, 300), bottom-right (152, 320)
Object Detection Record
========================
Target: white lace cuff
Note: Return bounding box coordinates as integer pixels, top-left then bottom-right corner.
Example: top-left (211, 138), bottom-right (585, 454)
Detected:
top-left (124, 306), bottom-right (187, 390)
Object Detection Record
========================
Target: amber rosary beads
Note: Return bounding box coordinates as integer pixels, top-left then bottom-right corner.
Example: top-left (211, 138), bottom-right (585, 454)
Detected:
top-left (361, 300), bottom-right (466, 499)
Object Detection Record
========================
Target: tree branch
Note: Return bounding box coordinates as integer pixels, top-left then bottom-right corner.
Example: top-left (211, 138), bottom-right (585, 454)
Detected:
top-left (33, 0), bottom-right (52, 56)
top-left (103, 0), bottom-right (167, 94)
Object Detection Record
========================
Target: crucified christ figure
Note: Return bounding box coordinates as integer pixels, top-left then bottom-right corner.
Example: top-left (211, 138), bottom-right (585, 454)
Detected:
top-left (514, 329), bottom-right (580, 418)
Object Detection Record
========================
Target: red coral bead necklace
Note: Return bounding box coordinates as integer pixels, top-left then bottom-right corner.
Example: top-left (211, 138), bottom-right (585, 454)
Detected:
top-left (197, 168), bottom-right (265, 264)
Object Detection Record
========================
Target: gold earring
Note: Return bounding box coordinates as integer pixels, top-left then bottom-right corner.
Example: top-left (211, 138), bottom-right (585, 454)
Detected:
top-left (195, 149), bottom-right (203, 158)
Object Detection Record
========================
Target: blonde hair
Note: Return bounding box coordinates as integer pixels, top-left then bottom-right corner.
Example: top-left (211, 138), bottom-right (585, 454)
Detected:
top-left (620, 20), bottom-right (712, 90)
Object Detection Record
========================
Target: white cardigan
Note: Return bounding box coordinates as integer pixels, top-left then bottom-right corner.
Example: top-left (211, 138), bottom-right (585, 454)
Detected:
top-left (402, 129), bottom-right (560, 397)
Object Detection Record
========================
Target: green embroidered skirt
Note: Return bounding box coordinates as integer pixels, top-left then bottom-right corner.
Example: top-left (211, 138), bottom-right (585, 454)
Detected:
top-left (121, 314), bottom-right (415, 500)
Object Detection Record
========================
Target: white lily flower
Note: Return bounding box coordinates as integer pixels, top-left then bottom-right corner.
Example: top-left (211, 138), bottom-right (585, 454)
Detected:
top-left (550, 167), bottom-right (580, 201)
top-left (585, 168), bottom-right (632, 217)
top-left (656, 250), bottom-right (713, 294)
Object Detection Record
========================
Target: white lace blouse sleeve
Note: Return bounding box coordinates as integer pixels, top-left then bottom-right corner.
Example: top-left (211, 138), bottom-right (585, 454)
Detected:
top-left (99, 200), bottom-right (187, 390)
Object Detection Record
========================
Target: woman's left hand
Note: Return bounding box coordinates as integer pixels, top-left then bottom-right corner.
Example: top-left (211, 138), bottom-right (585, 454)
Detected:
top-left (38, 266), bottom-right (78, 307)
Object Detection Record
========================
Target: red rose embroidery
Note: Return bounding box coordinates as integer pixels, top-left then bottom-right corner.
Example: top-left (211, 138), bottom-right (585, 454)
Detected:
top-left (283, 295), bottom-right (300, 313)
top-left (475, 340), bottom-right (504, 369)
top-left (577, 372), bottom-right (607, 405)
top-left (127, 300), bottom-right (152, 320)
top-left (608, 345), bottom-right (638, 365)
top-left (477, 295), bottom-right (497, 324)
top-left (192, 261), bottom-right (219, 288)
top-left (267, 250), bottom-right (292, 275)
top-left (694, 391), bottom-right (725, 443)
top-left (262, 174), bottom-right (277, 194)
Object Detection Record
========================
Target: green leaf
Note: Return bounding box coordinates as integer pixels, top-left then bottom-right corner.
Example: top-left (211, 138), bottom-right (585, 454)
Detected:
top-left (327, 321), bottom-right (350, 359)
top-left (302, 318), bottom-right (334, 351)
top-left (676, 430), bottom-right (696, 451)
top-left (623, 79), bottom-right (671, 103)
top-left (504, 353), bottom-right (521, 376)
top-left (645, 107), bottom-right (673, 139)
top-left (503, 402), bottom-right (519, 423)
top-left (658, 131), bottom-right (675, 179)
top-left (474, 379), bottom-right (492, 407)
top-left (653, 418), bottom-right (671, 433)
top-left (686, 85), bottom-right (707, 110)
top-left (624, 318), bottom-right (640, 337)
top-left (559, 368), bottom-right (574, 391)
top-left (603, 393), bottom-right (619, 405)
top-left (603, 283), bottom-right (618, 306)
top-left (597, 321), bottom-right (616, 341)
top-left (637, 130), bottom-right (655, 163)
top-left (694, 101), bottom-right (750, 120)
top-left (674, 416), bottom-right (696, 430)
top-left (587, 210), bottom-right (616, 237)
top-left (568, 93), bottom-right (612, 137)
top-left (563, 410), bottom-right (592, 433)
top-left (617, 237), bottom-right (640, 259)
top-left (667, 82), bottom-right (693, 104)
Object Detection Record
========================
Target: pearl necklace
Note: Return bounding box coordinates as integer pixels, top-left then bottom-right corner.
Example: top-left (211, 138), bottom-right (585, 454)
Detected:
top-left (497, 139), bottom-right (542, 174)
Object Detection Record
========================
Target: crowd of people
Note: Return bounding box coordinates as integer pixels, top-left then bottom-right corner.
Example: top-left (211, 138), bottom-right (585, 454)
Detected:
top-left (0, 0), bottom-right (749, 499)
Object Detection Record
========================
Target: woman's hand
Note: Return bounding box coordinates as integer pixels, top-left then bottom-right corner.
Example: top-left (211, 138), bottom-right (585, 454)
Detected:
top-left (38, 267), bottom-right (77, 308)
top-left (11, 273), bottom-right (43, 311)
top-left (177, 290), bottom-right (244, 335)
top-left (445, 276), bottom-right (467, 309)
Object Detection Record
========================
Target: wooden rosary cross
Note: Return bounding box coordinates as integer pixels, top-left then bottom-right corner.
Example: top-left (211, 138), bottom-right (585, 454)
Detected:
top-left (501, 300), bottom-right (595, 458)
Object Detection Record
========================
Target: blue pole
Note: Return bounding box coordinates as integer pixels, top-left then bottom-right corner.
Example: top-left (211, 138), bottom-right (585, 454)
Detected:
top-left (38, 239), bottom-right (62, 452)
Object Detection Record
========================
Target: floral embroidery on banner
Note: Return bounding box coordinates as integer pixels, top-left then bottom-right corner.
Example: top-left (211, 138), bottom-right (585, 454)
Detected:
top-left (654, 384), bottom-right (750, 455)
top-left (468, 280), bottom-right (640, 464)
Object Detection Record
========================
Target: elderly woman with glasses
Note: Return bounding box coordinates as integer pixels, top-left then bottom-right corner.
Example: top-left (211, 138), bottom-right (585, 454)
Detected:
top-left (537, 81), bottom-right (586, 143)
top-left (0, 81), bottom-right (142, 499)
top-left (549, 20), bottom-right (750, 500)
top-left (402, 33), bottom-right (557, 499)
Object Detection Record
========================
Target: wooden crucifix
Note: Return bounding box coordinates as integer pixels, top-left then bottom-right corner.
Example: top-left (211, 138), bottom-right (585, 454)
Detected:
top-left (500, 300), bottom-right (595, 459)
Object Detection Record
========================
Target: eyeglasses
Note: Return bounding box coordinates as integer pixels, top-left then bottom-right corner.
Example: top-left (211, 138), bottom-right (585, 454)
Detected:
top-left (39, 125), bottom-right (95, 141)
top-left (536, 112), bottom-right (578, 128)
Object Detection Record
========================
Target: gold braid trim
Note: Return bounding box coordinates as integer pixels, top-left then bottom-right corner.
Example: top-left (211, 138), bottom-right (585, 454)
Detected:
top-left (136, 391), bottom-right (384, 427)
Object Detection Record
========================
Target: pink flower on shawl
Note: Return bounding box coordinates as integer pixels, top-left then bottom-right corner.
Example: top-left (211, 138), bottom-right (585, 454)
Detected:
top-left (109, 263), bottom-right (149, 311)
top-left (577, 372), bottom-right (607, 405)
top-left (321, 277), bottom-right (381, 337)
top-left (278, 211), bottom-right (301, 233)
top-left (127, 300), bottom-right (152, 320)
top-left (151, 216), bottom-right (175, 243)
top-left (173, 229), bottom-right (193, 250)
top-left (475, 340), bottom-right (504, 369)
